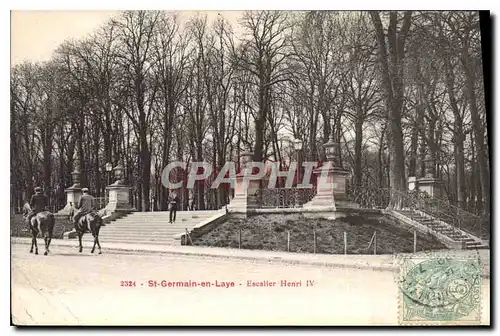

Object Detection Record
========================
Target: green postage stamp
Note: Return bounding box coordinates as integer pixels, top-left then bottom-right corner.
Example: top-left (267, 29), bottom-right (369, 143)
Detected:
top-left (397, 255), bottom-right (482, 325)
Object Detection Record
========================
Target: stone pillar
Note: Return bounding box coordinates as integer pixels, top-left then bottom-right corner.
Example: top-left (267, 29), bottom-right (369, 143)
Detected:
top-left (304, 133), bottom-right (353, 211)
top-left (417, 154), bottom-right (445, 199)
top-left (227, 152), bottom-right (260, 217)
top-left (105, 163), bottom-right (135, 213)
top-left (57, 156), bottom-right (82, 215)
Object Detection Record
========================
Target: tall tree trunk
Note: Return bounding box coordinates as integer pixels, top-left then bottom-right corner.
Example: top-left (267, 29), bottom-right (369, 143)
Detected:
top-left (42, 127), bottom-right (53, 198)
top-left (462, 50), bottom-right (489, 213)
top-left (370, 11), bottom-right (412, 204)
top-left (443, 57), bottom-right (467, 208)
top-left (253, 82), bottom-right (268, 162)
top-left (378, 123), bottom-right (386, 189)
top-left (78, 112), bottom-right (87, 188)
top-left (140, 134), bottom-right (151, 212)
top-left (409, 120), bottom-right (418, 177)
top-left (354, 117), bottom-right (363, 186)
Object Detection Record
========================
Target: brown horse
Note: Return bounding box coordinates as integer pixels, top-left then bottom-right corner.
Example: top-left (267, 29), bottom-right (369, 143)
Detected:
top-left (24, 208), bottom-right (55, 256)
top-left (69, 210), bottom-right (103, 254)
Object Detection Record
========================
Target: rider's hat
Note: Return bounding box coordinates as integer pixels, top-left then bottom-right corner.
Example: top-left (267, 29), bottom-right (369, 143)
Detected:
top-left (82, 187), bottom-right (89, 193)
top-left (34, 187), bottom-right (42, 192)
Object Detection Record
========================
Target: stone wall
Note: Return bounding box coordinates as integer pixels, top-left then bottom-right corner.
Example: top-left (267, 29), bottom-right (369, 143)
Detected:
top-left (10, 213), bottom-right (73, 239)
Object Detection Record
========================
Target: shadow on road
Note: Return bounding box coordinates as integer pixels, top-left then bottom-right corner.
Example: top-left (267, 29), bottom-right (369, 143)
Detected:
top-left (53, 253), bottom-right (100, 257)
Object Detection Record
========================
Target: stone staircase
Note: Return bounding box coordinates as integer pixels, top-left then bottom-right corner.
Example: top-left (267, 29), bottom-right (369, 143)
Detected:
top-left (397, 209), bottom-right (488, 250)
top-left (82, 210), bottom-right (222, 245)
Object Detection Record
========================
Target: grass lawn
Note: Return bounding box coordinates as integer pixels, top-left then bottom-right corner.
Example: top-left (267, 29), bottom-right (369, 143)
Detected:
top-left (193, 213), bottom-right (447, 254)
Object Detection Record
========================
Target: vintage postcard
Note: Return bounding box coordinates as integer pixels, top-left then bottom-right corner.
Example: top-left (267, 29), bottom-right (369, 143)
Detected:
top-left (10, 9), bottom-right (491, 326)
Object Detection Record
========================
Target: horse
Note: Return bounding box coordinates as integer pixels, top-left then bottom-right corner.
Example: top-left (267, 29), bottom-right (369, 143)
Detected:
top-left (69, 209), bottom-right (103, 254)
top-left (23, 206), bottom-right (55, 256)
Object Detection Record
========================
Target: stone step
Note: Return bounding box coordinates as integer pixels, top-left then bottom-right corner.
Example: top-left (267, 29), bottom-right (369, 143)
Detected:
top-left (448, 234), bottom-right (468, 239)
top-left (112, 222), bottom-right (199, 226)
top-left (430, 226), bottom-right (453, 230)
top-left (118, 217), bottom-right (213, 222)
top-left (98, 233), bottom-right (187, 238)
top-left (465, 241), bottom-right (483, 246)
top-left (466, 245), bottom-right (489, 250)
top-left (427, 224), bottom-right (447, 228)
top-left (461, 237), bottom-right (475, 241)
top-left (102, 226), bottom-right (199, 231)
top-left (106, 221), bottom-right (198, 226)
top-left (73, 210), bottom-right (223, 245)
top-left (436, 230), bottom-right (456, 234)
top-left (99, 230), bottom-right (189, 235)
top-left (100, 227), bottom-right (185, 232)
top-left (429, 227), bottom-right (450, 232)
top-left (126, 214), bottom-right (216, 218)
top-left (97, 234), bottom-right (178, 240)
top-left (81, 238), bottom-right (175, 245)
top-left (102, 224), bottom-right (197, 229)
top-left (451, 237), bottom-right (469, 242)
top-left (114, 215), bottom-right (202, 219)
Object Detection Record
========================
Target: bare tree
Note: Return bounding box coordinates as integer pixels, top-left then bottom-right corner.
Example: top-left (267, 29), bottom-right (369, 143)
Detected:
top-left (237, 11), bottom-right (292, 162)
top-left (370, 11), bottom-right (413, 203)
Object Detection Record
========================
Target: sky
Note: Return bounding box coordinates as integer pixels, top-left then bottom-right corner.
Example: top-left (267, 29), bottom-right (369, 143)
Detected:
top-left (10, 10), bottom-right (244, 66)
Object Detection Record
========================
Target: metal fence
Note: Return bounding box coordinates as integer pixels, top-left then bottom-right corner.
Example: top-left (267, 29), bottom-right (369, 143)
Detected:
top-left (389, 189), bottom-right (487, 239)
top-left (346, 186), bottom-right (391, 209)
top-left (255, 187), bottom-right (317, 208)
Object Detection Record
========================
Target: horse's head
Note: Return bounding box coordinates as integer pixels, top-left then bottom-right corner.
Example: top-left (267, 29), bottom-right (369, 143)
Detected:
top-left (22, 203), bottom-right (31, 218)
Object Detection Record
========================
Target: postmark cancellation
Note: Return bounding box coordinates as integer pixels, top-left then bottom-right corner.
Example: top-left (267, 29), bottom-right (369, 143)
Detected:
top-left (397, 255), bottom-right (482, 325)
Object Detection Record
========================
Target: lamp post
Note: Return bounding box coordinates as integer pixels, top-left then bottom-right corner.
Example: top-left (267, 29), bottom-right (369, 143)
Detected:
top-left (293, 138), bottom-right (303, 184)
top-left (105, 162), bottom-right (113, 186)
top-left (98, 166), bottom-right (103, 199)
top-left (293, 138), bottom-right (303, 207)
top-left (105, 162), bottom-right (112, 209)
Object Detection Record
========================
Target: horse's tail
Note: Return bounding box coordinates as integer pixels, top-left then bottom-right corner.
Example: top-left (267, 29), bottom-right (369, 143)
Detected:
top-left (96, 214), bottom-right (104, 229)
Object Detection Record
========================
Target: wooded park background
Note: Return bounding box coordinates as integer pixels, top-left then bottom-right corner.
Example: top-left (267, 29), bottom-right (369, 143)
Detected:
top-left (10, 11), bottom-right (490, 215)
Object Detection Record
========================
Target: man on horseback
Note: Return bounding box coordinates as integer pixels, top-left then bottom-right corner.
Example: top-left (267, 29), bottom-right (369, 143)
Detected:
top-left (72, 188), bottom-right (94, 229)
top-left (71, 187), bottom-right (105, 254)
top-left (26, 187), bottom-right (48, 227)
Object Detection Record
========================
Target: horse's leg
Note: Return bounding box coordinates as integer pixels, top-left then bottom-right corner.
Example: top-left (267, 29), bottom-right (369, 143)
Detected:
top-left (95, 221), bottom-right (102, 254)
top-left (47, 228), bottom-right (53, 252)
top-left (34, 230), bottom-right (39, 255)
top-left (91, 229), bottom-right (97, 254)
top-left (78, 231), bottom-right (83, 253)
top-left (44, 233), bottom-right (49, 256)
top-left (46, 216), bottom-right (54, 253)
top-left (96, 233), bottom-right (102, 254)
top-left (30, 231), bottom-right (34, 254)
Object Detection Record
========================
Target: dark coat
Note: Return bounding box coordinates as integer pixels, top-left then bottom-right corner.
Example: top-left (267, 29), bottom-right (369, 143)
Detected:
top-left (78, 194), bottom-right (95, 213)
top-left (170, 196), bottom-right (180, 210)
top-left (30, 193), bottom-right (47, 213)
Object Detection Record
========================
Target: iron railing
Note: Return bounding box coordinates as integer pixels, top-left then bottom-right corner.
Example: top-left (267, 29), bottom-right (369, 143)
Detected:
top-left (346, 186), bottom-right (391, 209)
top-left (345, 186), bottom-right (488, 241)
top-left (389, 189), bottom-right (487, 240)
top-left (256, 187), bottom-right (317, 208)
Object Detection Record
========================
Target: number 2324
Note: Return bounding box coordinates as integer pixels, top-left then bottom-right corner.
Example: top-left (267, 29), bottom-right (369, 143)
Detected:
top-left (121, 281), bottom-right (136, 287)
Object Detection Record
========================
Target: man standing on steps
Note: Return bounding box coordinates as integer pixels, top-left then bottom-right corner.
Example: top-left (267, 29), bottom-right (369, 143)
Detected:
top-left (169, 191), bottom-right (180, 224)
